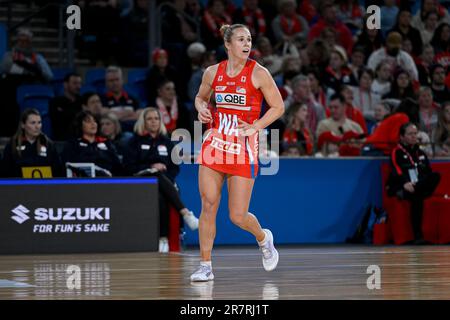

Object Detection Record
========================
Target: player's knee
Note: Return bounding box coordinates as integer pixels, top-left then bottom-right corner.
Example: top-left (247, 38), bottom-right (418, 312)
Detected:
top-left (201, 195), bottom-right (218, 215)
top-left (229, 212), bottom-right (246, 226)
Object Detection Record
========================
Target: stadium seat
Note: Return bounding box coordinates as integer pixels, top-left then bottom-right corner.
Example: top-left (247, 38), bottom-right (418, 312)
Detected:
top-left (127, 68), bottom-right (148, 108)
top-left (85, 68), bottom-right (106, 94)
top-left (16, 84), bottom-right (55, 137)
top-left (80, 84), bottom-right (98, 95)
top-left (0, 23), bottom-right (7, 61)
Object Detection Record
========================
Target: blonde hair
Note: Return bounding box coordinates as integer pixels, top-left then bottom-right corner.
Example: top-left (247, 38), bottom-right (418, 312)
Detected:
top-left (134, 107), bottom-right (167, 136)
top-left (100, 112), bottom-right (122, 138)
top-left (220, 24), bottom-right (248, 43)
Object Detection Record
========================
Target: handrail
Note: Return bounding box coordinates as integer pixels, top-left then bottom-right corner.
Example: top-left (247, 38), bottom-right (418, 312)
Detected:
top-left (7, 3), bottom-right (63, 34)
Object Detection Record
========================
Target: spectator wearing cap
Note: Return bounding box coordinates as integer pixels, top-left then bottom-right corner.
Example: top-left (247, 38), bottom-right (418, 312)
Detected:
top-left (389, 9), bottom-right (423, 58)
top-left (147, 48), bottom-right (179, 104)
top-left (49, 73), bottom-right (83, 141)
top-left (0, 28), bottom-right (53, 83)
top-left (429, 64), bottom-right (450, 105)
top-left (271, 0), bottom-right (309, 49)
top-left (101, 66), bottom-right (140, 131)
top-left (233, 0), bottom-right (267, 39)
top-left (308, 2), bottom-right (353, 55)
top-left (322, 45), bottom-right (358, 96)
top-left (418, 86), bottom-right (440, 139)
top-left (367, 31), bottom-right (419, 82)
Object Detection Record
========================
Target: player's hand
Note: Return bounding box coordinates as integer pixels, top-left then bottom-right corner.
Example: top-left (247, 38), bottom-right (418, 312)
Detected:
top-left (237, 119), bottom-right (258, 136)
top-left (403, 182), bottom-right (415, 193)
top-left (198, 107), bottom-right (212, 123)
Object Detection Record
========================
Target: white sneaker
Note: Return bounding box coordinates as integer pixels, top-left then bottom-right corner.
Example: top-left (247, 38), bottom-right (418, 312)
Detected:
top-left (183, 211), bottom-right (199, 230)
top-left (159, 237), bottom-right (169, 253)
top-left (259, 229), bottom-right (279, 271)
top-left (190, 264), bottom-right (214, 282)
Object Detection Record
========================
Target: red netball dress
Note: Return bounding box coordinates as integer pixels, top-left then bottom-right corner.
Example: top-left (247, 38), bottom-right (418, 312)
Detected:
top-left (198, 59), bottom-right (263, 178)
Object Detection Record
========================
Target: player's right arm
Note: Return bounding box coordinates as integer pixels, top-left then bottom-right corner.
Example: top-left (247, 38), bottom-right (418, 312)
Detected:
top-left (195, 64), bottom-right (218, 123)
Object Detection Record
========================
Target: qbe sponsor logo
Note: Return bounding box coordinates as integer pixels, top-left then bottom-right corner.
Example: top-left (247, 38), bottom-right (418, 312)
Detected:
top-left (10, 205), bottom-right (111, 234)
top-left (215, 93), bottom-right (246, 105)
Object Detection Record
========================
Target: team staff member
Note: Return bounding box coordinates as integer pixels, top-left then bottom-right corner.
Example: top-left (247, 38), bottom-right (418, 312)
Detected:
top-left (61, 110), bottom-right (122, 176)
top-left (191, 24), bottom-right (284, 282)
top-left (123, 107), bottom-right (199, 252)
top-left (387, 122), bottom-right (441, 244)
top-left (1, 108), bottom-right (63, 177)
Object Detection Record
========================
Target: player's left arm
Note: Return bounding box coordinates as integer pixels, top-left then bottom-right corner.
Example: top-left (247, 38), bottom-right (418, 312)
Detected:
top-left (252, 64), bottom-right (284, 130)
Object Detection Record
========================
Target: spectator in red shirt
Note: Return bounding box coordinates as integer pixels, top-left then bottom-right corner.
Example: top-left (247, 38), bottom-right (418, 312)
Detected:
top-left (308, 1), bottom-right (354, 54)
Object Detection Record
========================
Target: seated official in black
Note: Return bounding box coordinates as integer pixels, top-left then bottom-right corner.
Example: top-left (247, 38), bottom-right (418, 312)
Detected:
top-left (386, 122), bottom-right (441, 244)
top-left (1, 108), bottom-right (63, 178)
top-left (122, 107), bottom-right (198, 253)
top-left (61, 110), bottom-right (122, 176)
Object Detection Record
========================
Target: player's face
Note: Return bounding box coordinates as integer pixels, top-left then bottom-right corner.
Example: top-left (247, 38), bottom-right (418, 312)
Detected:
top-left (145, 111), bottom-right (161, 134)
top-left (227, 28), bottom-right (252, 60)
top-left (82, 115), bottom-right (98, 136)
top-left (22, 114), bottom-right (42, 138)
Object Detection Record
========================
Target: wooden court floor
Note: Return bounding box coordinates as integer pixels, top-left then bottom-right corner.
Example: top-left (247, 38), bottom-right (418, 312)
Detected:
top-left (1, 245), bottom-right (450, 300)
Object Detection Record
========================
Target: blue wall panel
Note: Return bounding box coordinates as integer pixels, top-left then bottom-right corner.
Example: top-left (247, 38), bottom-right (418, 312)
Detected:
top-left (177, 158), bottom-right (387, 245)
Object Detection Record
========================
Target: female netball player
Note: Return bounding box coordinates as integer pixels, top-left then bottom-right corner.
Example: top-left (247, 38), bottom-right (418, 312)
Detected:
top-left (190, 24), bottom-right (284, 282)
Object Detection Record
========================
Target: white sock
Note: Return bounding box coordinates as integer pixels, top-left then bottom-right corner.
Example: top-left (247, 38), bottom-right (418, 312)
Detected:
top-left (200, 261), bottom-right (212, 268)
top-left (258, 230), bottom-right (268, 246)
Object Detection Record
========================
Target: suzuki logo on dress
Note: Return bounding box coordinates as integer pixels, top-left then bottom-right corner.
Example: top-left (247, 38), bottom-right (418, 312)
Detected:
top-left (11, 205), bottom-right (31, 224)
